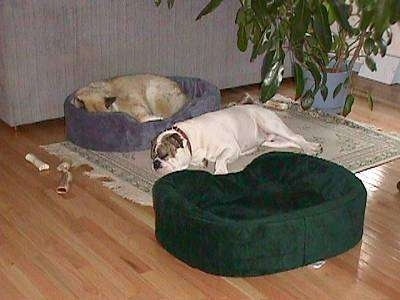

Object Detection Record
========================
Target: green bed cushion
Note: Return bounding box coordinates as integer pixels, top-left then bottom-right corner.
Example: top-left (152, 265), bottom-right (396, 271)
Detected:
top-left (152, 152), bottom-right (367, 277)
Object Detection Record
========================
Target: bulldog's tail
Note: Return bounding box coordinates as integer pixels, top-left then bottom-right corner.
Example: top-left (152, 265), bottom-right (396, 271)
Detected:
top-left (241, 93), bottom-right (289, 111)
top-left (240, 92), bottom-right (260, 105)
top-left (226, 92), bottom-right (290, 111)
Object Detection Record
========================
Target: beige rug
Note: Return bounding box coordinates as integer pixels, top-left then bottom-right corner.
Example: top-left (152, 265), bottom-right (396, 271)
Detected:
top-left (42, 97), bottom-right (400, 206)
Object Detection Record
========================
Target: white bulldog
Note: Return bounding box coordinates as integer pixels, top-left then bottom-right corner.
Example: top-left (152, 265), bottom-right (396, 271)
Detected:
top-left (151, 104), bottom-right (322, 175)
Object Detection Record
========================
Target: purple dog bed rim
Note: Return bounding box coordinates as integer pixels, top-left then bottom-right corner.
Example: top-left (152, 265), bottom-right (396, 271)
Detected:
top-left (64, 76), bottom-right (221, 152)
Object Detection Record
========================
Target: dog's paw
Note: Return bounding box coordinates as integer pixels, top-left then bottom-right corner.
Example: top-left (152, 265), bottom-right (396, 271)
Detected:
top-left (214, 165), bottom-right (229, 175)
top-left (304, 142), bottom-right (323, 156)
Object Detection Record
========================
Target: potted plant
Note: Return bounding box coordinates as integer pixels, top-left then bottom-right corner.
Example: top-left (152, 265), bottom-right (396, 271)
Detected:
top-left (301, 1), bottom-right (397, 115)
top-left (155, 0), bottom-right (400, 116)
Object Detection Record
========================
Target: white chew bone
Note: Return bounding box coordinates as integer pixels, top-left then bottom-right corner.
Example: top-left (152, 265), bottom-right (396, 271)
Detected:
top-left (263, 101), bottom-right (289, 111)
top-left (25, 153), bottom-right (50, 171)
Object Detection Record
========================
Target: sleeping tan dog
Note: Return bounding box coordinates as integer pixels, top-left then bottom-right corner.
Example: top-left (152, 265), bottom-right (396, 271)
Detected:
top-left (72, 74), bottom-right (188, 122)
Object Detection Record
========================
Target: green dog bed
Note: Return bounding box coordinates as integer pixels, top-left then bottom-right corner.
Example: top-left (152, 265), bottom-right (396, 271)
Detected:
top-left (152, 152), bottom-right (367, 277)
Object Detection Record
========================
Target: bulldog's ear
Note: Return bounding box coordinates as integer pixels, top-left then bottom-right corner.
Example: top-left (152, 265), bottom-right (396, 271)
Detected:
top-left (169, 133), bottom-right (183, 149)
top-left (72, 96), bottom-right (85, 109)
top-left (150, 137), bottom-right (157, 159)
top-left (104, 96), bottom-right (116, 109)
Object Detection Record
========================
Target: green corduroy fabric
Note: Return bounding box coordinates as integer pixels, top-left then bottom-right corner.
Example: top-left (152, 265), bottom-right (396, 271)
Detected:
top-left (152, 152), bottom-right (367, 277)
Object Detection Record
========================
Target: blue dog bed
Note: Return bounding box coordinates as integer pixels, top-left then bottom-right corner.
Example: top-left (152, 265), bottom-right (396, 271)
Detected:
top-left (153, 152), bottom-right (367, 276)
top-left (64, 76), bottom-right (221, 152)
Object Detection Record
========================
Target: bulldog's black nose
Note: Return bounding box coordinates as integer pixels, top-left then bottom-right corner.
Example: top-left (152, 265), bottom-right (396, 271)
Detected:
top-left (153, 160), bottom-right (161, 170)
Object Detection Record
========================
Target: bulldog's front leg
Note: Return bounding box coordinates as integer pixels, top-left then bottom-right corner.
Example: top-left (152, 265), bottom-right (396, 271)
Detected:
top-left (214, 160), bottom-right (229, 175)
top-left (214, 150), bottom-right (237, 175)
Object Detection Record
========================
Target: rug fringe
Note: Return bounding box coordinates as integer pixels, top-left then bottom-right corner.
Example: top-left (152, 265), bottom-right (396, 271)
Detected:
top-left (41, 143), bottom-right (153, 206)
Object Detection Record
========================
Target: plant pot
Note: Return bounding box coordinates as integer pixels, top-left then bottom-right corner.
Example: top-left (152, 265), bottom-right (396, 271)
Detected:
top-left (304, 70), bottom-right (350, 114)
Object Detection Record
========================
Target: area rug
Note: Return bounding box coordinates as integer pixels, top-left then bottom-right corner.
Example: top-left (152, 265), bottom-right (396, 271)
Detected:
top-left (42, 96), bottom-right (400, 206)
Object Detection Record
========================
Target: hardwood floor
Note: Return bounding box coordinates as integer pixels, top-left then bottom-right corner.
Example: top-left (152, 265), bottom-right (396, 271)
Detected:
top-left (1, 81), bottom-right (400, 299)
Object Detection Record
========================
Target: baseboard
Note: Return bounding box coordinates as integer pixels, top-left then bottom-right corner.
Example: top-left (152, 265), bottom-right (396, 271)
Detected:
top-left (352, 75), bottom-right (400, 108)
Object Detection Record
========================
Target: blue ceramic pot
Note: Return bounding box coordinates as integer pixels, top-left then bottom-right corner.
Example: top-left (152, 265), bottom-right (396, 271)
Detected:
top-left (304, 70), bottom-right (350, 114)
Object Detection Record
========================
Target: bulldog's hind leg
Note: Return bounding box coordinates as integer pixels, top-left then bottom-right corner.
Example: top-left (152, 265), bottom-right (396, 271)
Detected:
top-left (261, 136), bottom-right (302, 150)
top-left (256, 110), bottom-right (322, 155)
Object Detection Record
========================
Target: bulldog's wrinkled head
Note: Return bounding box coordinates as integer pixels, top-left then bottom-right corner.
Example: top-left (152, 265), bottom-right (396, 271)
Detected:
top-left (151, 129), bottom-right (191, 174)
top-left (72, 81), bottom-right (117, 113)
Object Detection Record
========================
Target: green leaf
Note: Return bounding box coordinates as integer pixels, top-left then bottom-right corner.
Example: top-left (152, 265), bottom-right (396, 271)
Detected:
top-left (293, 44), bottom-right (305, 63)
top-left (367, 93), bottom-right (374, 111)
top-left (251, 0), bottom-right (267, 26)
top-left (291, 0), bottom-right (311, 41)
top-left (260, 64), bottom-right (283, 101)
top-left (342, 94), bottom-right (355, 116)
top-left (250, 26), bottom-right (274, 61)
top-left (167, 0), bottom-right (175, 9)
top-left (326, 0), bottom-right (353, 33)
top-left (294, 63), bottom-right (304, 100)
top-left (391, 0), bottom-right (400, 23)
top-left (324, 2), bottom-right (336, 25)
top-left (321, 85), bottom-right (328, 101)
top-left (261, 49), bottom-right (276, 80)
top-left (320, 67), bottom-right (327, 87)
top-left (313, 4), bottom-right (332, 51)
top-left (300, 90), bottom-right (314, 110)
top-left (306, 60), bottom-right (322, 94)
top-left (333, 82), bottom-right (343, 98)
top-left (373, 45), bottom-right (379, 55)
top-left (235, 7), bottom-right (247, 25)
top-left (343, 75), bottom-right (350, 87)
top-left (154, 0), bottom-right (162, 6)
top-left (196, 0), bottom-right (224, 21)
top-left (237, 25), bottom-right (248, 52)
top-left (261, 49), bottom-right (284, 102)
top-left (383, 28), bottom-right (393, 46)
top-left (365, 56), bottom-right (377, 72)
top-left (363, 38), bottom-right (375, 56)
top-left (359, 9), bottom-right (373, 31)
top-left (378, 41), bottom-right (387, 57)
top-left (373, 0), bottom-right (392, 40)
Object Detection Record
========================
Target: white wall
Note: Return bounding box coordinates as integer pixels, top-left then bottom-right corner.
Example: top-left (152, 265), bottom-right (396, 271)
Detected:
top-left (388, 24), bottom-right (400, 57)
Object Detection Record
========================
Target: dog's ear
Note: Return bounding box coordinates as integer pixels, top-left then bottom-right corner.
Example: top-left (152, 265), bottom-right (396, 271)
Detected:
top-left (89, 81), bottom-right (107, 89)
top-left (150, 137), bottom-right (158, 159)
top-left (169, 133), bottom-right (183, 149)
top-left (72, 96), bottom-right (85, 109)
top-left (104, 96), bottom-right (117, 109)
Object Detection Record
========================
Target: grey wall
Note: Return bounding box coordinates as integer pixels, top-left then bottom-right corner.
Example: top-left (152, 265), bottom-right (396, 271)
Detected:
top-left (0, 1), bottom-right (290, 126)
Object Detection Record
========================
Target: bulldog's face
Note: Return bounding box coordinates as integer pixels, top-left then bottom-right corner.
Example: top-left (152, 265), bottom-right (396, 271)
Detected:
top-left (151, 130), bottom-right (191, 174)
top-left (72, 81), bottom-right (116, 113)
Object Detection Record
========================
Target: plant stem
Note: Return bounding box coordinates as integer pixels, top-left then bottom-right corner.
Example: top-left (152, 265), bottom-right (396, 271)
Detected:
top-left (334, 29), bottom-right (348, 72)
top-left (348, 32), bottom-right (366, 72)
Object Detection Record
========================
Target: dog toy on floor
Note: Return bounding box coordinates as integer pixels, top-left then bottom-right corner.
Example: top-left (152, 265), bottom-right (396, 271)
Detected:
top-left (25, 153), bottom-right (50, 171)
top-left (56, 161), bottom-right (72, 194)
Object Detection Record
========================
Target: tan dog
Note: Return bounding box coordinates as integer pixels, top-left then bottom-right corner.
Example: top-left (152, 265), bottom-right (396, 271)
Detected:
top-left (72, 74), bottom-right (188, 122)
